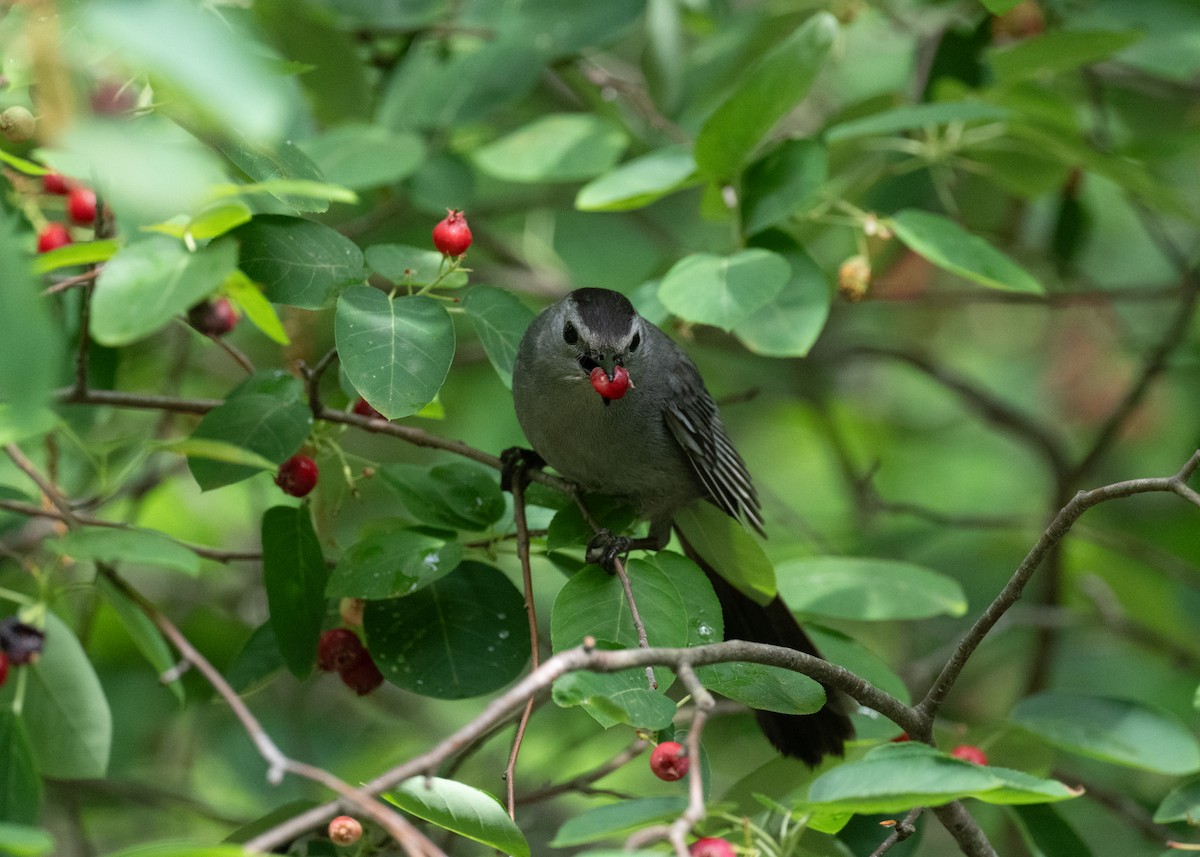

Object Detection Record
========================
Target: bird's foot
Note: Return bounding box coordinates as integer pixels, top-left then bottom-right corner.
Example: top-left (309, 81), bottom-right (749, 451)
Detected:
top-left (500, 447), bottom-right (545, 493)
top-left (586, 529), bottom-right (633, 571)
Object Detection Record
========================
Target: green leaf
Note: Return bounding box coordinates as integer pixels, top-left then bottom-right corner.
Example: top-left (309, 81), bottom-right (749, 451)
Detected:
top-left (222, 270), bottom-right (290, 345)
top-left (102, 846), bottom-right (251, 857)
top-left (575, 146), bottom-right (698, 211)
top-left (824, 102), bottom-right (1011, 143)
top-left (363, 562), bottom-right (530, 699)
top-left (650, 551), bottom-right (724, 648)
top-left (31, 239), bottom-right (121, 274)
top-left (988, 30), bottom-right (1143, 83)
top-left (890, 209), bottom-right (1044, 294)
top-left (697, 660), bottom-right (824, 715)
top-left (298, 123), bottom-right (425, 191)
top-left (775, 556), bottom-right (968, 621)
top-left (545, 498), bottom-right (637, 554)
top-left (1009, 804), bottom-right (1092, 857)
top-left (552, 667), bottom-right (677, 730)
top-left (674, 502), bottom-right (776, 604)
top-left (80, 0), bottom-right (289, 143)
top-left (224, 622), bottom-right (285, 694)
top-left (23, 612), bottom-right (112, 779)
top-left (90, 236), bottom-right (238, 346)
top-left (0, 211), bottom-right (65, 436)
top-left (185, 201), bottom-right (253, 242)
top-left (733, 231), bottom-right (830, 357)
top-left (659, 249), bottom-right (790, 331)
top-left (1154, 776), bottom-right (1200, 823)
top-left (384, 776), bottom-right (529, 857)
top-left (365, 244), bottom-right (468, 289)
top-left (461, 287), bottom-right (536, 389)
top-left (95, 576), bottom-right (184, 703)
top-left (694, 12), bottom-right (838, 179)
top-left (261, 506), bottom-right (328, 679)
top-left (741, 138), bottom-right (827, 234)
top-left (166, 439), bottom-right (279, 474)
top-left (550, 796), bottom-right (687, 847)
top-left (326, 525), bottom-right (463, 599)
top-left (806, 743), bottom-right (1079, 814)
top-left (552, 561), bottom-right (689, 656)
top-left (0, 713), bottom-right (41, 824)
top-left (186, 372), bottom-right (312, 490)
top-left (0, 150), bottom-right (49, 175)
top-left (380, 462), bottom-right (505, 531)
top-left (1010, 690), bottom-right (1200, 775)
top-left (472, 114), bottom-right (629, 183)
top-left (233, 215), bottom-right (367, 309)
top-left (48, 528), bottom-right (199, 576)
top-left (335, 287), bottom-right (455, 419)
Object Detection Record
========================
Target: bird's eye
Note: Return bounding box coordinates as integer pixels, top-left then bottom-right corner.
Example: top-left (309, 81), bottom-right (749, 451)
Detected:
top-left (629, 331), bottom-right (641, 353)
top-left (563, 323), bottom-right (578, 345)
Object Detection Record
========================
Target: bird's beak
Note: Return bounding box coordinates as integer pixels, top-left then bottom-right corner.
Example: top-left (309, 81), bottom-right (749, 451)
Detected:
top-left (596, 355), bottom-right (626, 383)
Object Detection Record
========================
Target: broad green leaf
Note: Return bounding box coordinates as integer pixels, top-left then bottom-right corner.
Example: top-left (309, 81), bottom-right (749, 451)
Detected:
top-left (103, 846), bottom-right (251, 857)
top-left (326, 526), bottom-right (463, 599)
top-left (95, 575), bottom-right (184, 703)
top-left (659, 249), bottom-right (790, 331)
top-left (472, 114), bottom-right (629, 183)
top-left (385, 777), bottom-right (529, 857)
top-left (1154, 777), bottom-right (1200, 823)
top-left (185, 201), bottom-right (253, 242)
top-left (552, 667), bottom-right (677, 729)
top-left (824, 102), bottom-right (1011, 143)
top-left (698, 660), bottom-right (825, 715)
top-left (298, 123), bottom-right (425, 191)
top-left (0, 713), bottom-right (41, 824)
top-left (575, 146), bottom-right (698, 211)
top-left (809, 626), bottom-right (911, 707)
top-left (365, 244), bottom-right (468, 289)
top-left (742, 139), bottom-right (827, 234)
top-left (166, 439), bottom-right (278, 474)
top-left (650, 551), bottom-right (724, 648)
top-left (806, 743), bottom-right (1079, 813)
top-left (186, 372), bottom-right (312, 490)
top-left (224, 621), bottom-right (285, 694)
top-left (674, 502), bottom-right (776, 604)
top-left (461, 286), bottom-right (536, 389)
top-left (890, 209), bottom-right (1044, 294)
top-left (0, 150), bottom-right (48, 175)
top-left (694, 12), bottom-right (838, 179)
top-left (335, 287), bottom-right (455, 419)
top-left (550, 796), bottom-right (687, 847)
top-left (0, 822), bottom-right (54, 857)
top-left (988, 30), bottom-right (1143, 82)
top-left (24, 613), bottom-right (112, 779)
top-left (81, 0), bottom-right (289, 142)
top-left (1009, 804), bottom-right (1092, 857)
top-left (0, 211), bottom-right (64, 435)
top-left (213, 179), bottom-right (357, 207)
top-left (90, 236), bottom-right (238, 346)
top-left (222, 270), bottom-right (290, 345)
top-left (363, 562), bottom-right (530, 698)
top-left (233, 215), bottom-right (366, 309)
top-left (261, 506), bottom-right (328, 679)
top-left (380, 462), bottom-right (505, 531)
top-left (734, 231), bottom-right (830, 357)
top-left (545, 497), bottom-right (638, 554)
top-left (776, 556), bottom-right (968, 620)
top-left (31, 239), bottom-right (121, 274)
top-left (1011, 691), bottom-right (1200, 775)
top-left (48, 528), bottom-right (200, 576)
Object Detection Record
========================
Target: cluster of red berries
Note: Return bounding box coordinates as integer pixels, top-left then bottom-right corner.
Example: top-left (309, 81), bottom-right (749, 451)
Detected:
top-left (36, 172), bottom-right (98, 253)
top-left (0, 617), bottom-right (46, 688)
top-left (317, 627), bottom-right (383, 695)
top-left (276, 453), bottom-right (319, 497)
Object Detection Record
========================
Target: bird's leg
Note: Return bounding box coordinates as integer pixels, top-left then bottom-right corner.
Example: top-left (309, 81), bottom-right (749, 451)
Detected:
top-left (586, 519), bottom-right (671, 571)
top-left (499, 447), bottom-right (546, 493)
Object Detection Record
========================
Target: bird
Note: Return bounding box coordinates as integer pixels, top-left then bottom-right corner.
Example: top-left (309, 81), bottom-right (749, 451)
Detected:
top-left (511, 286), bottom-right (852, 766)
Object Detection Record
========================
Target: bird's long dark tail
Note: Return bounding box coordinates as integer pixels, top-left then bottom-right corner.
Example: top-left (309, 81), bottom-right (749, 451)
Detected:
top-left (678, 534), bottom-right (854, 766)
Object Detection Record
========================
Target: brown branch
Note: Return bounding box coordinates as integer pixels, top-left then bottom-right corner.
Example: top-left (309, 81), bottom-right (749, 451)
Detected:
top-left (870, 808), bottom-right (924, 857)
top-left (4, 443), bottom-right (78, 527)
top-left (613, 555), bottom-right (657, 691)
top-left (931, 802), bottom-right (998, 857)
top-left (505, 470), bottom-right (540, 819)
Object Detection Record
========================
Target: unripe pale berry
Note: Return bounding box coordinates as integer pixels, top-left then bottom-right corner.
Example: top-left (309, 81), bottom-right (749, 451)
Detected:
top-left (837, 255), bottom-right (871, 302)
top-left (649, 741), bottom-right (689, 781)
top-left (432, 209), bottom-right (472, 256)
top-left (66, 187), bottom-right (98, 226)
top-left (589, 365), bottom-right (630, 401)
top-left (276, 454), bottom-right (319, 497)
top-left (690, 837), bottom-right (735, 857)
top-left (328, 815), bottom-right (363, 846)
top-left (36, 222), bottom-right (72, 253)
top-left (950, 744), bottom-right (988, 765)
top-left (0, 105), bottom-right (35, 142)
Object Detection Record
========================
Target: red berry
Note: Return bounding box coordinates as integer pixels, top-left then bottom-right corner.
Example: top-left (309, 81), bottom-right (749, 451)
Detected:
top-left (649, 741), bottom-right (689, 781)
top-left (42, 172), bottom-right (72, 195)
top-left (352, 397), bottom-right (382, 419)
top-left (339, 653), bottom-right (384, 696)
top-left (276, 454), bottom-right (319, 497)
top-left (36, 222), bottom-right (72, 253)
top-left (589, 365), bottom-right (631, 401)
top-left (328, 815), bottom-right (363, 846)
top-left (317, 628), bottom-right (366, 673)
top-left (690, 838), bottom-right (735, 857)
top-left (432, 209), bottom-right (472, 256)
top-left (0, 652), bottom-right (8, 688)
top-left (188, 297), bottom-right (237, 337)
top-left (950, 744), bottom-right (988, 765)
top-left (66, 187), bottom-right (97, 226)
top-left (891, 731), bottom-right (910, 742)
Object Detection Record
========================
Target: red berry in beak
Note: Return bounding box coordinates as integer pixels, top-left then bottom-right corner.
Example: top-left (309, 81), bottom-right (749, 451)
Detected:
top-left (589, 365), bottom-right (630, 400)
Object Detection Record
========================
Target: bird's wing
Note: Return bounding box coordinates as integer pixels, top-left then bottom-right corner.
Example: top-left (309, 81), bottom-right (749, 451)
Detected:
top-left (663, 367), bottom-right (765, 536)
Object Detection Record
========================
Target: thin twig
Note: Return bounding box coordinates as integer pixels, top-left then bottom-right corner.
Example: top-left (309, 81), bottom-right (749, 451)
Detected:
top-left (505, 470), bottom-right (541, 819)
top-left (870, 808), bottom-right (924, 857)
top-left (613, 555), bottom-right (658, 690)
top-left (516, 737), bottom-right (648, 805)
top-left (4, 444), bottom-right (78, 527)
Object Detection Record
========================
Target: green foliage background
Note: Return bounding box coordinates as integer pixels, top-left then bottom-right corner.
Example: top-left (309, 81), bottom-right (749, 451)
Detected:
top-left (0, 0), bottom-right (1198, 855)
